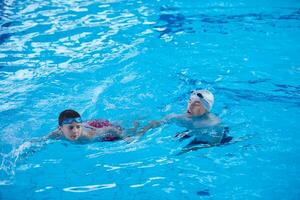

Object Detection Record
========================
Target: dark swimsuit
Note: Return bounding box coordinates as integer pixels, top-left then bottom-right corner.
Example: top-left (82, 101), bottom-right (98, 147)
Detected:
top-left (87, 119), bottom-right (119, 141)
top-left (175, 126), bottom-right (233, 146)
top-left (179, 111), bottom-right (233, 145)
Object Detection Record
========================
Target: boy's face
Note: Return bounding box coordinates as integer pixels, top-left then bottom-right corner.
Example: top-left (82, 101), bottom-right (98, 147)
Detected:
top-left (188, 100), bottom-right (207, 116)
top-left (59, 122), bottom-right (83, 141)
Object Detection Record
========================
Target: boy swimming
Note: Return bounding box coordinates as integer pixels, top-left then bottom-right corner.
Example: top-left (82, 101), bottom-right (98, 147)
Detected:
top-left (48, 109), bottom-right (131, 143)
top-left (137, 89), bottom-right (232, 146)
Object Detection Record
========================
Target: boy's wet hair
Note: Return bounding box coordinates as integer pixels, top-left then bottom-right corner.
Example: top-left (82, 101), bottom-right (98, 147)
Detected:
top-left (58, 109), bottom-right (81, 126)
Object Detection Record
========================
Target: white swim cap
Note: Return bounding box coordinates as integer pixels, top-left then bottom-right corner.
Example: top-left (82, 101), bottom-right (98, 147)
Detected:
top-left (190, 90), bottom-right (214, 111)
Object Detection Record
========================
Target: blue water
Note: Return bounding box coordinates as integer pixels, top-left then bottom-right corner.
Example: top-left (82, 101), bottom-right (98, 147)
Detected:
top-left (1, 0), bottom-right (300, 199)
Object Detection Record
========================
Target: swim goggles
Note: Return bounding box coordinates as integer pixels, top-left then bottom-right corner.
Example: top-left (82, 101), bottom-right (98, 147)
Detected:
top-left (190, 91), bottom-right (210, 111)
top-left (191, 90), bottom-right (204, 98)
top-left (60, 117), bottom-right (82, 126)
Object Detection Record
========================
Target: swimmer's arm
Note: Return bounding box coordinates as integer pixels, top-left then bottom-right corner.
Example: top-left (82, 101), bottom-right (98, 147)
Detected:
top-left (136, 114), bottom-right (181, 137)
top-left (20, 130), bottom-right (60, 158)
top-left (46, 129), bottom-right (62, 140)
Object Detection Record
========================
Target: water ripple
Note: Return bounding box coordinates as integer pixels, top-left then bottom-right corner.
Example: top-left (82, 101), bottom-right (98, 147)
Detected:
top-left (130, 176), bottom-right (165, 188)
top-left (63, 183), bottom-right (116, 193)
top-left (1, 0), bottom-right (142, 76)
top-left (155, 6), bottom-right (300, 37)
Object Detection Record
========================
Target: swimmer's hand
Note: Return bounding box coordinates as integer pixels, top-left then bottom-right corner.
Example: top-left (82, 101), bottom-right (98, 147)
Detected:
top-left (136, 120), bottom-right (162, 137)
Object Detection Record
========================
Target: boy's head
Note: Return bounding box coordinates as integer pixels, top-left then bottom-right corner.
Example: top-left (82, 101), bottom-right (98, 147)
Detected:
top-left (187, 90), bottom-right (214, 116)
top-left (58, 109), bottom-right (83, 140)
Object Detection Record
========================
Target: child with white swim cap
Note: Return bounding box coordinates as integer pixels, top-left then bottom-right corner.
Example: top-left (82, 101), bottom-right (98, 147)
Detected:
top-left (137, 89), bottom-right (232, 147)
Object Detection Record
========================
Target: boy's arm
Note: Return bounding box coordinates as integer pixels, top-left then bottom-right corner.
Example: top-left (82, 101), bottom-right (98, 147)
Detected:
top-left (46, 129), bottom-right (62, 140)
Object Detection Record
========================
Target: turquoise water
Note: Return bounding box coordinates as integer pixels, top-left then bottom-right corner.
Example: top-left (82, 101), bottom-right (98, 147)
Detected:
top-left (1, 0), bottom-right (300, 199)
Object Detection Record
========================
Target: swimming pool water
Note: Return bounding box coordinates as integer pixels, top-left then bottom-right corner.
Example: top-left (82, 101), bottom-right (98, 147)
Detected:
top-left (1, 0), bottom-right (300, 199)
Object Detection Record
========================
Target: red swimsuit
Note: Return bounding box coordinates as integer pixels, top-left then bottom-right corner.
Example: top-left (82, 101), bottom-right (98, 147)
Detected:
top-left (87, 119), bottom-right (119, 141)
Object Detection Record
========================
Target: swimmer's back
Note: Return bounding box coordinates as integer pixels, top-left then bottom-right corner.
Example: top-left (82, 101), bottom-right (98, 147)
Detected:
top-left (87, 119), bottom-right (112, 128)
top-left (85, 119), bottom-right (120, 142)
